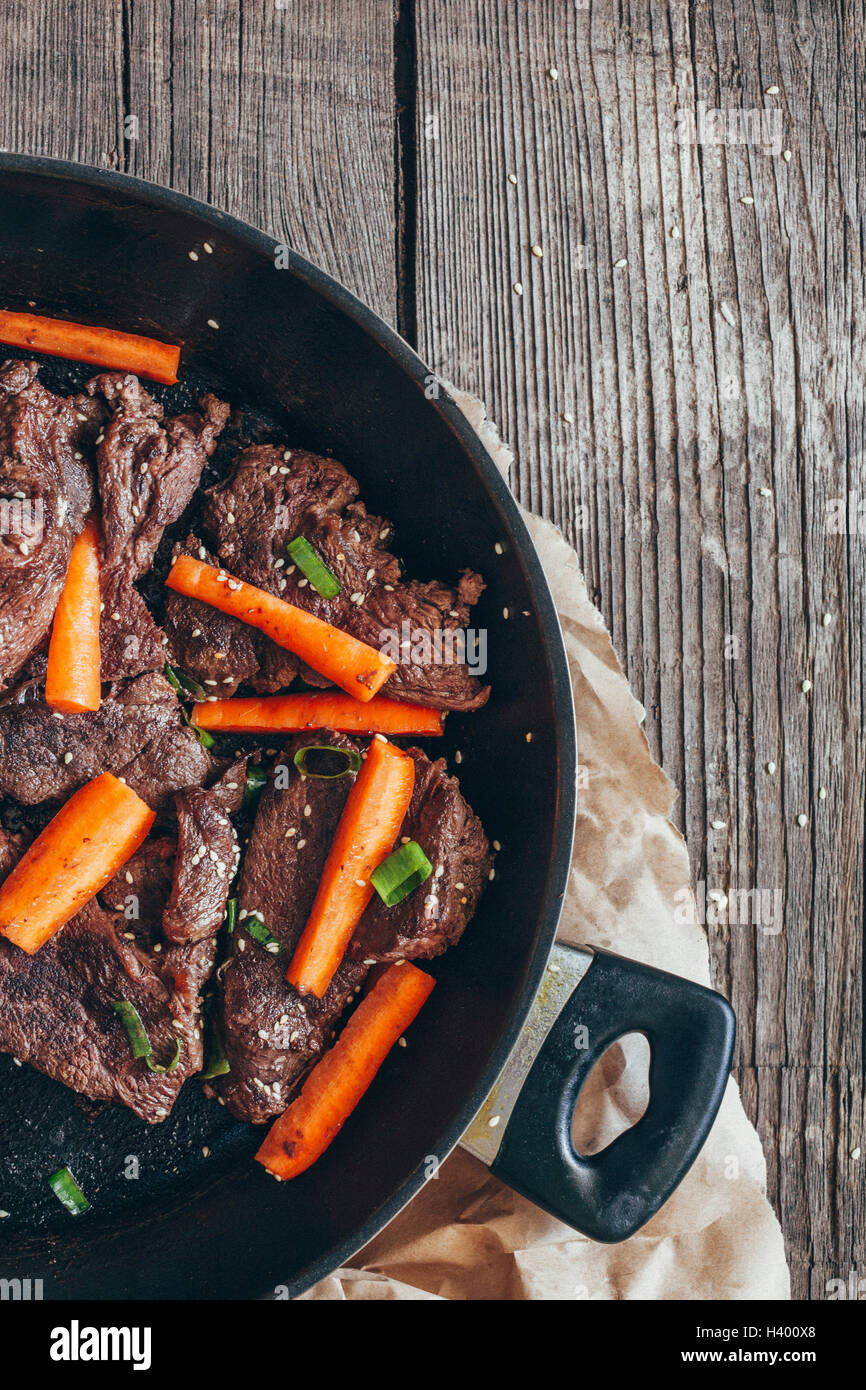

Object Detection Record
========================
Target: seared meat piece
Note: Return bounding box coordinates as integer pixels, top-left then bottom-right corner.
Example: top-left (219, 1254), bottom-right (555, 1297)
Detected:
top-left (0, 775), bottom-right (237, 1124)
top-left (0, 671), bottom-right (213, 813)
top-left (87, 374), bottom-right (229, 579)
top-left (84, 374), bottom-right (229, 680)
top-left (216, 732), bottom-right (490, 1123)
top-left (200, 445), bottom-right (489, 711)
top-left (349, 750), bottom-right (493, 962)
top-left (216, 732), bottom-right (367, 1123)
top-left (163, 785), bottom-right (240, 944)
top-left (0, 361), bottom-right (99, 690)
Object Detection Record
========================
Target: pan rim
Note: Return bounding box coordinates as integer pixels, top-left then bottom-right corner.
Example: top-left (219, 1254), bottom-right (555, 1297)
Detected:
top-left (0, 151), bottom-right (577, 1299)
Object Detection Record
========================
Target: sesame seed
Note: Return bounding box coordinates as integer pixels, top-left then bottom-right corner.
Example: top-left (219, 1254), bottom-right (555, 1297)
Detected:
top-left (766, 761), bottom-right (777, 774)
top-left (513, 282), bottom-right (524, 295)
top-left (226, 512), bottom-right (235, 524)
top-left (192, 628), bottom-right (201, 637)
top-left (801, 679), bottom-right (812, 693)
top-left (455, 750), bottom-right (462, 764)
top-left (203, 242), bottom-right (214, 254)
top-left (494, 542), bottom-right (503, 555)
top-left (398, 1036), bottom-right (407, 1047)
top-left (822, 613), bottom-right (832, 627)
top-left (493, 839), bottom-right (501, 852)
top-left (739, 195), bottom-right (754, 205)
top-left (297, 839), bottom-right (306, 849)
top-left (257, 1029), bottom-right (269, 1040)
top-left (488, 1115), bottom-right (501, 1128)
top-left (818, 786), bottom-right (827, 800)
top-left (758, 486), bottom-right (773, 497)
top-left (525, 732), bottom-right (533, 743)
top-left (782, 149), bottom-right (792, 162)
top-left (456, 882), bottom-right (465, 891)
top-left (720, 301), bottom-right (737, 327)
top-left (208, 318), bottom-right (220, 329)
top-left (204, 679), bottom-right (218, 686)
top-left (614, 257), bottom-right (628, 269)
top-left (297, 577), bottom-right (308, 588)
top-left (562, 411), bottom-right (575, 424)
top-left (765, 84), bottom-right (780, 95)
top-left (502, 607), bottom-right (509, 620)
top-left (111, 611), bottom-right (120, 621)
top-left (354, 879), bottom-right (366, 888)
top-left (531, 244), bottom-right (543, 258)
top-left (63, 751), bottom-right (73, 765)
top-left (670, 226), bottom-right (681, 238)
top-left (189, 250), bottom-right (199, 261)
top-left (797, 813), bottom-right (808, 827)
top-left (303, 804), bottom-right (311, 817)
top-left (488, 868), bottom-right (496, 881)
top-left (711, 819), bottom-right (726, 830)
top-left (508, 173), bottom-right (517, 185)
top-left (286, 827), bottom-right (297, 837)
top-left (198, 547), bottom-right (207, 559)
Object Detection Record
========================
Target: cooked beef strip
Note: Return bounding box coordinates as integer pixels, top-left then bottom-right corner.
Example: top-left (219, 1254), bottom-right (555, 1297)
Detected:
top-left (0, 671), bottom-right (213, 813)
top-left (163, 785), bottom-right (240, 944)
top-left (200, 445), bottom-right (489, 711)
top-left (348, 750), bottom-right (493, 962)
top-left (215, 732), bottom-right (367, 1122)
top-left (83, 374), bottom-right (229, 681)
top-left (0, 361), bottom-right (99, 690)
top-left (216, 731), bottom-right (490, 1123)
top-left (0, 774), bottom-right (237, 1123)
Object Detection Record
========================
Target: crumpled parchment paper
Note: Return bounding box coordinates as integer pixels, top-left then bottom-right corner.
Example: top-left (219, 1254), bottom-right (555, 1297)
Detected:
top-left (302, 391), bottom-right (790, 1301)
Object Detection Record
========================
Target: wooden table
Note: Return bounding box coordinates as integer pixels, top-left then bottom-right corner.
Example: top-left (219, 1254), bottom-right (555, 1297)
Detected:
top-left (2, 1), bottom-right (862, 1301)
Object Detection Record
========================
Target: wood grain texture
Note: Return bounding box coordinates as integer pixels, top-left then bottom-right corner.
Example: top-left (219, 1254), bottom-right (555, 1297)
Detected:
top-left (414, 0), bottom-right (864, 1297)
top-left (0, 0), bottom-right (861, 1300)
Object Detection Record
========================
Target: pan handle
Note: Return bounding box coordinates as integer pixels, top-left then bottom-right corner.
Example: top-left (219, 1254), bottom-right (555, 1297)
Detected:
top-left (490, 949), bottom-right (736, 1242)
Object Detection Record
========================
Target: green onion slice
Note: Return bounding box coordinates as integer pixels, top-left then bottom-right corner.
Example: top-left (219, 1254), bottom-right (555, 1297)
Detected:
top-left (244, 764), bottom-right (268, 809)
top-left (225, 896), bottom-right (238, 933)
top-left (370, 841), bottom-right (433, 907)
top-left (48, 1166), bottom-right (90, 1216)
top-left (164, 664), bottom-right (215, 748)
top-left (286, 537), bottom-right (341, 599)
top-left (112, 1000), bottom-right (182, 1073)
top-left (244, 913), bottom-right (282, 954)
top-left (293, 745), bottom-right (361, 779)
top-left (200, 1026), bottom-right (230, 1079)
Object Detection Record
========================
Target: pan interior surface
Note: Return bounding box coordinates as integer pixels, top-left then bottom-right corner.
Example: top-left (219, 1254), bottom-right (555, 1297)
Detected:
top-left (0, 157), bottom-right (576, 1299)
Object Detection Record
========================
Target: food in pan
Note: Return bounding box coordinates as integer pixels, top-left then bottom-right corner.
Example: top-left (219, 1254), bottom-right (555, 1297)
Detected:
top-left (0, 316), bottom-right (493, 1203)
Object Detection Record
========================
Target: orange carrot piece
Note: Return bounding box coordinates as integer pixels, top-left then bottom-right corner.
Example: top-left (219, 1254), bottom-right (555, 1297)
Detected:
top-left (0, 310), bottom-right (180, 384)
top-left (286, 737), bottom-right (415, 997)
top-left (256, 961), bottom-right (434, 1180)
top-left (0, 773), bottom-right (155, 954)
top-left (192, 691), bottom-right (444, 737)
top-left (45, 519), bottom-right (102, 714)
top-left (166, 555), bottom-right (396, 703)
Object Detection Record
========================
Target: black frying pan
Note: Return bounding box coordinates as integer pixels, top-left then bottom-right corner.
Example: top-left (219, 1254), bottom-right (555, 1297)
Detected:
top-left (0, 155), bottom-right (734, 1299)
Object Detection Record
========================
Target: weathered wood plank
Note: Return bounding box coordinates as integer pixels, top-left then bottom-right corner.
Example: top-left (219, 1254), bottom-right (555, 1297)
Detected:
top-left (123, 0), bottom-right (398, 323)
top-left (414, 0), bottom-right (864, 1299)
top-left (0, 0), bottom-right (124, 164)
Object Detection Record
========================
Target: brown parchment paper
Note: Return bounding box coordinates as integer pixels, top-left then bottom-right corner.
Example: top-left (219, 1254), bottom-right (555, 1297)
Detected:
top-left (302, 391), bottom-right (790, 1301)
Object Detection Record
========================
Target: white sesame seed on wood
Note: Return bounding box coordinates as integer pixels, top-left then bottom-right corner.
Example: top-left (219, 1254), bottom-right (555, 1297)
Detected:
top-left (513, 281), bottom-right (524, 295)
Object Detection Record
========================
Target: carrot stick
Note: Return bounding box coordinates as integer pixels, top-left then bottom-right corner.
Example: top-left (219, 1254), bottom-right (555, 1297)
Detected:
top-left (192, 691), bottom-right (444, 737)
top-left (166, 554), bottom-right (396, 703)
top-left (45, 519), bottom-right (102, 714)
top-left (0, 773), bottom-right (155, 954)
top-left (286, 737), bottom-right (415, 997)
top-left (0, 310), bottom-right (180, 384)
top-left (256, 961), bottom-right (434, 1179)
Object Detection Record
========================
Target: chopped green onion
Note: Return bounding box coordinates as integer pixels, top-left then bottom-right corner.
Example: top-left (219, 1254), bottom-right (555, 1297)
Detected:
top-left (286, 536), bottom-right (341, 599)
top-left (112, 1000), bottom-right (182, 1073)
top-left (225, 896), bottom-right (238, 933)
top-left (244, 913), bottom-right (282, 954)
top-left (164, 664), bottom-right (215, 748)
top-left (244, 764), bottom-right (268, 809)
top-left (370, 841), bottom-right (433, 907)
top-left (293, 745), bottom-right (362, 779)
top-left (48, 1166), bottom-right (90, 1216)
top-left (200, 1026), bottom-right (230, 1079)
top-left (111, 999), bottom-right (151, 1059)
